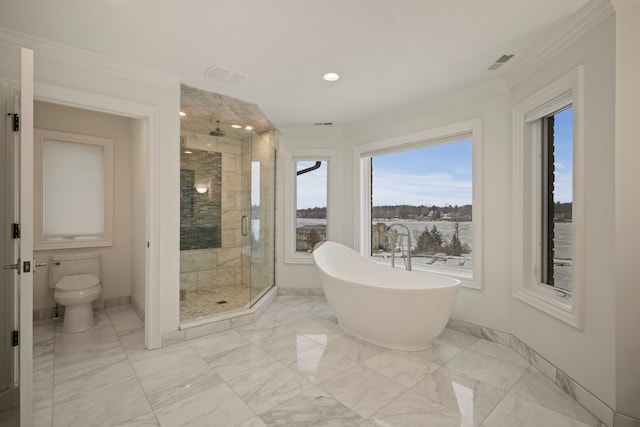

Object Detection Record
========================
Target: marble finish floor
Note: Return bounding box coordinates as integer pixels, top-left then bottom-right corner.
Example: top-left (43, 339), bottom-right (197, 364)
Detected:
top-left (31, 295), bottom-right (605, 427)
top-left (180, 285), bottom-right (251, 321)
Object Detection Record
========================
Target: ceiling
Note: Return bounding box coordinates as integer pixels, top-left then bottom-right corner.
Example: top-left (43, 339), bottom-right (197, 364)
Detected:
top-left (0, 0), bottom-right (591, 130)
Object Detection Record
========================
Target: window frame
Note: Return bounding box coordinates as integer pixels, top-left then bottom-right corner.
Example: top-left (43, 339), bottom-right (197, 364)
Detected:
top-left (284, 149), bottom-right (337, 264)
top-left (512, 66), bottom-right (585, 329)
top-left (354, 119), bottom-right (483, 289)
top-left (34, 128), bottom-right (114, 250)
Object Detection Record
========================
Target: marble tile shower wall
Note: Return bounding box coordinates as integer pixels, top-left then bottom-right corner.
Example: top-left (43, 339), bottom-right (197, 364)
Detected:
top-left (180, 132), bottom-right (245, 292)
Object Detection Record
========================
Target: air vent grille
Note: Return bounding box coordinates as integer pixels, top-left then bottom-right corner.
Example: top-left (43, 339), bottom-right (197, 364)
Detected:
top-left (488, 54), bottom-right (514, 71)
top-left (204, 65), bottom-right (249, 85)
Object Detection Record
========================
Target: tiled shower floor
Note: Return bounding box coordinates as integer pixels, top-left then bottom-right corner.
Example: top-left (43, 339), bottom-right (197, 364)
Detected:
top-left (31, 295), bottom-right (605, 427)
top-left (180, 285), bottom-right (250, 321)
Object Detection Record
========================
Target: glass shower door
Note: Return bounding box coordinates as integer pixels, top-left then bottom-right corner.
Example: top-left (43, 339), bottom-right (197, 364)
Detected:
top-left (246, 131), bottom-right (275, 306)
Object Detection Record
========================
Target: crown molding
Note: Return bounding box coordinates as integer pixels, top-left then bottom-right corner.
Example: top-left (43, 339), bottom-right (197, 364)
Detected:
top-left (0, 27), bottom-right (179, 90)
top-left (503, 0), bottom-right (614, 88)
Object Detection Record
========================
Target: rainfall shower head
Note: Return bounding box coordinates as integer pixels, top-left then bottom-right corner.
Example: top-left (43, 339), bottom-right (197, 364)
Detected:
top-left (209, 120), bottom-right (225, 137)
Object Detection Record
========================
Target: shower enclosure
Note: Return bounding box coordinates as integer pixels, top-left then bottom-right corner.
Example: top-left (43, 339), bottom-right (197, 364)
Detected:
top-left (179, 86), bottom-right (276, 322)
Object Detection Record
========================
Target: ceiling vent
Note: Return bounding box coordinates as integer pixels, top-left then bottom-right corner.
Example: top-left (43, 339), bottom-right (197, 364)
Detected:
top-left (204, 65), bottom-right (249, 85)
top-left (488, 54), bottom-right (514, 71)
top-left (314, 122), bottom-right (333, 126)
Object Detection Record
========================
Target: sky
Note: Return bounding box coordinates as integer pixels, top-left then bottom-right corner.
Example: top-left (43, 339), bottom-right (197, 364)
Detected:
top-left (295, 110), bottom-right (572, 209)
top-left (372, 139), bottom-right (472, 207)
top-left (552, 107), bottom-right (573, 204)
top-left (296, 161), bottom-right (328, 210)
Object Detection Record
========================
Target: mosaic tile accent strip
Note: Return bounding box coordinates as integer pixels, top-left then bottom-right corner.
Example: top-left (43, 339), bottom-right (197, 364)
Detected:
top-left (180, 149), bottom-right (222, 250)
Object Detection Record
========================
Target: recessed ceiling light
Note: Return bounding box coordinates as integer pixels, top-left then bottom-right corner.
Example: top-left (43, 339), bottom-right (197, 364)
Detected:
top-left (231, 124), bottom-right (242, 129)
top-left (245, 126), bottom-right (253, 130)
top-left (323, 72), bottom-right (340, 82)
top-left (179, 111), bottom-right (186, 116)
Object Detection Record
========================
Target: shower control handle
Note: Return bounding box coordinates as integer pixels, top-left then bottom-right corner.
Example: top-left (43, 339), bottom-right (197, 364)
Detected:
top-left (241, 215), bottom-right (249, 236)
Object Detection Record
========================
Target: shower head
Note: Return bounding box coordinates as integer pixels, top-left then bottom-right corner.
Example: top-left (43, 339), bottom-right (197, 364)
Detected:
top-left (209, 120), bottom-right (225, 137)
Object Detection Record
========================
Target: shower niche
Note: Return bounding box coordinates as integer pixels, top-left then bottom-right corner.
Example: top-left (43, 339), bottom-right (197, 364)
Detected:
top-left (179, 85), bottom-right (276, 322)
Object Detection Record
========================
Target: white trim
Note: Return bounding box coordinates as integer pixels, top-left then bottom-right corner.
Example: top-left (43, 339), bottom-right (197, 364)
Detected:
top-left (284, 149), bottom-right (337, 264)
top-left (0, 27), bottom-right (178, 90)
top-left (512, 66), bottom-right (585, 329)
top-left (354, 119), bottom-right (483, 289)
top-left (34, 81), bottom-right (164, 349)
top-left (19, 46), bottom-right (34, 427)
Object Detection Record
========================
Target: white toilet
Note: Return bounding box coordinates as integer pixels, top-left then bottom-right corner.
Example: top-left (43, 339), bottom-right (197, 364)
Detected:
top-left (50, 252), bottom-right (102, 333)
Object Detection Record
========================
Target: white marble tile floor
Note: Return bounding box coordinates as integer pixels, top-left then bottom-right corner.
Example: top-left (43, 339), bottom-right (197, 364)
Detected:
top-left (31, 295), bottom-right (606, 427)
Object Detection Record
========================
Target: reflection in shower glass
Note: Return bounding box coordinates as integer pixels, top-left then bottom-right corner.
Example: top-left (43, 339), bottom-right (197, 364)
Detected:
top-left (251, 161), bottom-right (260, 250)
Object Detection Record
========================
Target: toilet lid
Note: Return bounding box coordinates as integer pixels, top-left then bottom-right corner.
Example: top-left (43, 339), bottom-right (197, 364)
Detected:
top-left (56, 274), bottom-right (100, 291)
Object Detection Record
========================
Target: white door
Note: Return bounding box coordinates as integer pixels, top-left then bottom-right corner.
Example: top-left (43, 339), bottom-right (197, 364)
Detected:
top-left (0, 47), bottom-right (35, 427)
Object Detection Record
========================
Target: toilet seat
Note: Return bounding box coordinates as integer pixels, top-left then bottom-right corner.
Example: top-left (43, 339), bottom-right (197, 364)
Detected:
top-left (56, 273), bottom-right (100, 292)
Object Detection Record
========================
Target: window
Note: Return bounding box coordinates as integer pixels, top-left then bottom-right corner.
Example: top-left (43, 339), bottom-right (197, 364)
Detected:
top-left (370, 140), bottom-right (473, 274)
top-left (295, 160), bottom-right (327, 254)
top-left (356, 119), bottom-right (482, 287)
top-left (285, 149), bottom-right (337, 264)
top-left (512, 67), bottom-right (584, 328)
top-left (541, 107), bottom-right (573, 293)
top-left (34, 129), bottom-right (114, 250)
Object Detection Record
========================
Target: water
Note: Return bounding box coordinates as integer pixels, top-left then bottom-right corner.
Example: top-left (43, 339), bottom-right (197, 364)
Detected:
top-left (296, 217), bottom-right (572, 289)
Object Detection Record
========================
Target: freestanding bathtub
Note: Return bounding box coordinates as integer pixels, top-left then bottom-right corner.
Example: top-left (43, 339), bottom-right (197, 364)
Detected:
top-left (312, 241), bottom-right (460, 351)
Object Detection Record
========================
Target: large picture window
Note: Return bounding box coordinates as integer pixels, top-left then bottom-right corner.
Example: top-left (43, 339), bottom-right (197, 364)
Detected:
top-left (369, 140), bottom-right (473, 274)
top-left (34, 129), bottom-right (114, 250)
top-left (356, 119), bottom-right (482, 287)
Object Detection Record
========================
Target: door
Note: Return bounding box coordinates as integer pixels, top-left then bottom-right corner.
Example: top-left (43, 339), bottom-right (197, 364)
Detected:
top-left (248, 130), bottom-right (276, 306)
top-left (0, 47), bottom-right (34, 427)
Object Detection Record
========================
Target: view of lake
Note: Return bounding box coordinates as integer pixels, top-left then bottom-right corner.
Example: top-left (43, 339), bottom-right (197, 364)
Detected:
top-left (297, 217), bottom-right (572, 291)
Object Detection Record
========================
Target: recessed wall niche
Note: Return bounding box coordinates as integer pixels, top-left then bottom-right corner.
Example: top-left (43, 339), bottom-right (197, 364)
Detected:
top-left (180, 149), bottom-right (222, 250)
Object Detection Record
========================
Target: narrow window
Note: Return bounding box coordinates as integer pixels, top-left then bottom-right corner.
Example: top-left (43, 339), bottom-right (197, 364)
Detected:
top-left (295, 160), bottom-right (327, 253)
top-left (541, 107), bottom-right (573, 293)
top-left (369, 139), bottom-right (473, 276)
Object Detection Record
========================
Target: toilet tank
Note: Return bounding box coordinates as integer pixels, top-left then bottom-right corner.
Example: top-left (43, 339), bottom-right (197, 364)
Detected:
top-left (49, 252), bottom-right (101, 289)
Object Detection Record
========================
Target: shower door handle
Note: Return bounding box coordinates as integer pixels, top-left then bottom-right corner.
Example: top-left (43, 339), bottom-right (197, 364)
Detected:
top-left (241, 215), bottom-right (249, 236)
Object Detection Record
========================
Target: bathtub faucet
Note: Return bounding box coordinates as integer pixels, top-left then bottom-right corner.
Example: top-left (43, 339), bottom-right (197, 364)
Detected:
top-left (387, 223), bottom-right (412, 271)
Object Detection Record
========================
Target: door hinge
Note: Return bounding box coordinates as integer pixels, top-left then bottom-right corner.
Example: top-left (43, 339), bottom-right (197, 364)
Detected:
top-left (12, 330), bottom-right (19, 346)
top-left (13, 223), bottom-right (20, 239)
top-left (7, 113), bottom-right (19, 132)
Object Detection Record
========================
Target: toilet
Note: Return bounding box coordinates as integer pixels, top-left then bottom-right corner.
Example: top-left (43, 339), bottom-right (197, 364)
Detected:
top-left (49, 252), bottom-right (102, 333)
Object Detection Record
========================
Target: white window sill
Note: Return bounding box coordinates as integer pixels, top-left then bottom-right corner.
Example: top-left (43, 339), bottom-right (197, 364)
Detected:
top-left (514, 284), bottom-right (581, 329)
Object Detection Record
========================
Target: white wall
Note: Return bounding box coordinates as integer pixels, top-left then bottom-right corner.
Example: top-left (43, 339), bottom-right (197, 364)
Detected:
top-left (32, 101), bottom-right (136, 310)
top-left (613, 0), bottom-right (640, 420)
top-left (509, 15), bottom-right (616, 408)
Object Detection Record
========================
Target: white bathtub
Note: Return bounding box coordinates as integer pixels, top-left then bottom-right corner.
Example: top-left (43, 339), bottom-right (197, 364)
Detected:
top-left (312, 241), bottom-right (460, 351)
